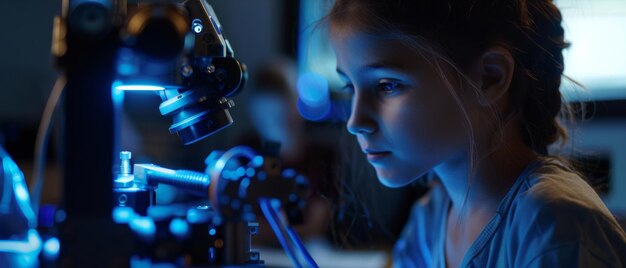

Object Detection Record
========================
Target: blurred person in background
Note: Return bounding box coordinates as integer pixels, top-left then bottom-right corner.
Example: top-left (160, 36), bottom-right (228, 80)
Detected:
top-left (241, 57), bottom-right (334, 246)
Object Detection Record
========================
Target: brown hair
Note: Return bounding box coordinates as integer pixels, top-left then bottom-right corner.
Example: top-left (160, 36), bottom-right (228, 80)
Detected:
top-left (327, 0), bottom-right (570, 156)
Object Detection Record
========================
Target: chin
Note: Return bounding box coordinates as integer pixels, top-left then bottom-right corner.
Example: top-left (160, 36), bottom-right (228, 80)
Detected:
top-left (375, 168), bottom-right (428, 188)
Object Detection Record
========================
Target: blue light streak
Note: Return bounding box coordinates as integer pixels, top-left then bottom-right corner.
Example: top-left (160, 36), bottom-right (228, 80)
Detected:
top-left (0, 230), bottom-right (42, 255)
top-left (115, 85), bottom-right (165, 91)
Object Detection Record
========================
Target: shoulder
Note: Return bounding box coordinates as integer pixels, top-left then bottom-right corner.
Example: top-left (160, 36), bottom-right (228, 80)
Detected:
top-left (511, 158), bottom-right (619, 231)
top-left (506, 158), bottom-right (626, 266)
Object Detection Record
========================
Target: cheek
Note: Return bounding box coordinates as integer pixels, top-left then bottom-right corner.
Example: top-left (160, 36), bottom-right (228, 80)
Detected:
top-left (383, 92), bottom-right (469, 159)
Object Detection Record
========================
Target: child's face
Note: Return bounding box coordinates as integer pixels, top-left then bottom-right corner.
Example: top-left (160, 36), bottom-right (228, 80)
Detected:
top-left (332, 29), bottom-right (476, 187)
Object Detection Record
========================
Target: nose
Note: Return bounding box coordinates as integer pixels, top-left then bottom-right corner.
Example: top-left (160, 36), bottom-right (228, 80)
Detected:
top-left (346, 92), bottom-right (377, 135)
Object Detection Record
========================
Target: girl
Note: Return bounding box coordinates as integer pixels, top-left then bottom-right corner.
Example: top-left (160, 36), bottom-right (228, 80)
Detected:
top-left (326, 0), bottom-right (626, 267)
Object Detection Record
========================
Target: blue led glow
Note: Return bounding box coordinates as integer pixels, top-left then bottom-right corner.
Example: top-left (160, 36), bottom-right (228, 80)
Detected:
top-left (236, 167), bottom-right (246, 178)
top-left (246, 167), bottom-right (255, 177)
top-left (209, 228), bottom-right (217, 236)
top-left (112, 87), bottom-right (125, 106)
top-left (4, 157), bottom-right (37, 227)
top-left (297, 72), bottom-right (330, 106)
top-left (169, 218), bottom-right (190, 238)
top-left (192, 19), bottom-right (203, 34)
top-left (129, 216), bottom-right (156, 240)
top-left (14, 182), bottom-right (29, 203)
top-left (187, 209), bottom-right (207, 224)
top-left (42, 237), bottom-right (60, 260)
top-left (115, 85), bottom-right (165, 91)
top-left (282, 169), bottom-right (296, 179)
top-left (252, 156), bottom-right (264, 167)
top-left (0, 230), bottom-right (42, 255)
top-left (112, 207), bottom-right (134, 224)
top-left (270, 198), bottom-right (281, 209)
top-left (297, 97), bottom-right (332, 122)
top-left (239, 178), bottom-right (250, 199)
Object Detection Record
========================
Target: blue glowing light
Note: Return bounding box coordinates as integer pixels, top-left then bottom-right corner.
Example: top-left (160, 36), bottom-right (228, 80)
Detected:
top-left (296, 175), bottom-right (307, 185)
top-left (55, 209), bottom-right (67, 223)
top-left (14, 182), bottom-right (29, 203)
top-left (42, 237), bottom-right (60, 260)
top-left (192, 19), bottom-right (203, 34)
top-left (3, 156), bottom-right (37, 227)
top-left (0, 230), bottom-right (42, 255)
top-left (129, 217), bottom-right (156, 240)
top-left (252, 156), bottom-right (264, 167)
top-left (209, 228), bottom-right (217, 236)
top-left (282, 169), bottom-right (296, 179)
top-left (112, 87), bottom-right (125, 105)
top-left (235, 167), bottom-right (246, 178)
top-left (169, 218), bottom-right (190, 238)
top-left (295, 71), bottom-right (333, 125)
top-left (117, 63), bottom-right (138, 75)
top-left (239, 178), bottom-right (250, 199)
top-left (270, 199), bottom-right (281, 209)
top-left (246, 167), bottom-right (255, 177)
top-left (112, 207), bottom-right (134, 224)
top-left (115, 85), bottom-right (165, 91)
top-left (187, 209), bottom-right (210, 224)
top-left (297, 97), bottom-right (332, 122)
top-left (297, 72), bottom-right (330, 106)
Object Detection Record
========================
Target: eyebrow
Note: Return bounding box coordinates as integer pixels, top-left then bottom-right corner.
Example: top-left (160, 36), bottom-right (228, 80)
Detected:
top-left (336, 62), bottom-right (408, 78)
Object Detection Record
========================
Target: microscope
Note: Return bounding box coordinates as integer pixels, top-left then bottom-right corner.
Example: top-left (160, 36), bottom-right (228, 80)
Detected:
top-left (0, 0), bottom-right (320, 267)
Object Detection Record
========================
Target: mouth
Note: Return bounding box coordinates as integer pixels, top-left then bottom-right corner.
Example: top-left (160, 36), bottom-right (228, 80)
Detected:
top-left (363, 149), bottom-right (392, 162)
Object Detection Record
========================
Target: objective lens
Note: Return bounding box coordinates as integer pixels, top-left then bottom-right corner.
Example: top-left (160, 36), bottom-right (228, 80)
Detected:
top-left (160, 90), bottom-right (235, 145)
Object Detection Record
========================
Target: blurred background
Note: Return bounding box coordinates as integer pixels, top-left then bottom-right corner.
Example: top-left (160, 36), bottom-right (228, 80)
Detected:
top-left (0, 0), bottom-right (625, 267)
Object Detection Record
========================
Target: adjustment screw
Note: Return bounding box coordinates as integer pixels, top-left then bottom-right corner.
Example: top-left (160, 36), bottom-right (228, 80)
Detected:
top-left (205, 65), bottom-right (216, 74)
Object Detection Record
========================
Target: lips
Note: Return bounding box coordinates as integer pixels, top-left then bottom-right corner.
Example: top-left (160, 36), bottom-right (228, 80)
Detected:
top-left (363, 149), bottom-right (391, 162)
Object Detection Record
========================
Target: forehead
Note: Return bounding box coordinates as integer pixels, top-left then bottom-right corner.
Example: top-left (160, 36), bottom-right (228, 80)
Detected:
top-left (331, 29), bottom-right (427, 74)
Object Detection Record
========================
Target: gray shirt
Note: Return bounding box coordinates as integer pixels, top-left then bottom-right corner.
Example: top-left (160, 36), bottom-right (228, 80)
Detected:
top-left (393, 158), bottom-right (626, 267)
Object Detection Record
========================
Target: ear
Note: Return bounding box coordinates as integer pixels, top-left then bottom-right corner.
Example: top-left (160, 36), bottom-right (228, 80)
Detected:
top-left (472, 46), bottom-right (515, 106)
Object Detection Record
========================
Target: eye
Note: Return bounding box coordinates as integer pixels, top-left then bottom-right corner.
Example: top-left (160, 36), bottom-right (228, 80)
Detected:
top-left (376, 79), bottom-right (401, 95)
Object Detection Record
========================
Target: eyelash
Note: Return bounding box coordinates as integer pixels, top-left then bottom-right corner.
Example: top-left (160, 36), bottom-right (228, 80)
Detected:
top-left (376, 79), bottom-right (400, 95)
top-left (341, 79), bottom-right (402, 97)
